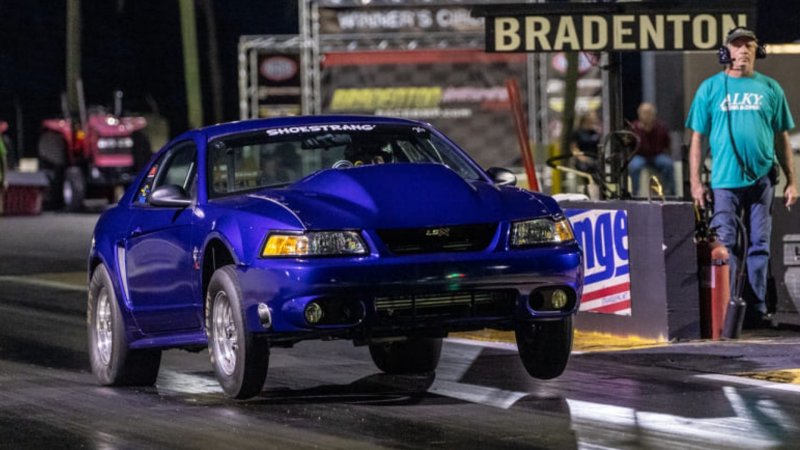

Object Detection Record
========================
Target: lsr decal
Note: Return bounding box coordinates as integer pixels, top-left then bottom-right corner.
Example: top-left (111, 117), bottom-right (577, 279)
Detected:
top-left (566, 209), bottom-right (631, 316)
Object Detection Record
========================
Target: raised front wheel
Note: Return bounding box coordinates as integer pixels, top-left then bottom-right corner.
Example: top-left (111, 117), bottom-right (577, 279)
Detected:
top-left (515, 316), bottom-right (573, 380)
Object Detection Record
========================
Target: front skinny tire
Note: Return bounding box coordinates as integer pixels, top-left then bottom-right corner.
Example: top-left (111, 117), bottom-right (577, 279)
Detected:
top-left (515, 316), bottom-right (573, 380)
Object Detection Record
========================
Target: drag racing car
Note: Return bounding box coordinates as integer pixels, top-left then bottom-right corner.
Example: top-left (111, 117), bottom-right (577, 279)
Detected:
top-left (87, 115), bottom-right (584, 399)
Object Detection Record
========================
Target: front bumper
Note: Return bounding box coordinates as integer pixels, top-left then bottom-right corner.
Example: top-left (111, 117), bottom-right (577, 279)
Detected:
top-left (87, 165), bottom-right (137, 187)
top-left (236, 242), bottom-right (583, 343)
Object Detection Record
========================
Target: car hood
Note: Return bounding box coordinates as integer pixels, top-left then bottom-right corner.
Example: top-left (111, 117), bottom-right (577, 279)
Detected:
top-left (242, 164), bottom-right (555, 230)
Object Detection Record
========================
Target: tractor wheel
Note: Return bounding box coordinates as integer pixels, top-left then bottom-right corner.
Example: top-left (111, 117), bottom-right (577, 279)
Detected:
top-left (38, 131), bottom-right (66, 167)
top-left (38, 131), bottom-right (67, 209)
top-left (63, 166), bottom-right (86, 212)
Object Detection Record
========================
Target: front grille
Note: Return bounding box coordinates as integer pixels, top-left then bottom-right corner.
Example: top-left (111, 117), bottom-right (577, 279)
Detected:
top-left (374, 290), bottom-right (517, 321)
top-left (97, 146), bottom-right (132, 155)
top-left (377, 223), bottom-right (497, 255)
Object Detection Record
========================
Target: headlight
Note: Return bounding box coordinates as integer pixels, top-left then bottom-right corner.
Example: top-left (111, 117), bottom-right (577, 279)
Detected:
top-left (97, 138), bottom-right (114, 149)
top-left (262, 231), bottom-right (368, 257)
top-left (97, 137), bottom-right (134, 150)
top-left (510, 218), bottom-right (574, 247)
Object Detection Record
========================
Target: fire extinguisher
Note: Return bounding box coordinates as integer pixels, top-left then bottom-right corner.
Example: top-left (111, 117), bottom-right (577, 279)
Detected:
top-left (695, 207), bottom-right (730, 340)
top-left (696, 207), bottom-right (749, 339)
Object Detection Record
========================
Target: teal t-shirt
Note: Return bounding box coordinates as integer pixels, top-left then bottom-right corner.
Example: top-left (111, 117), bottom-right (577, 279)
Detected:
top-left (685, 71), bottom-right (795, 189)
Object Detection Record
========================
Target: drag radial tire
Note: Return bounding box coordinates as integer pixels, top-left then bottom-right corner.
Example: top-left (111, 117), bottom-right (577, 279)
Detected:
top-left (206, 265), bottom-right (269, 399)
top-left (368, 337), bottom-right (443, 374)
top-left (515, 316), bottom-right (574, 379)
top-left (87, 264), bottom-right (162, 386)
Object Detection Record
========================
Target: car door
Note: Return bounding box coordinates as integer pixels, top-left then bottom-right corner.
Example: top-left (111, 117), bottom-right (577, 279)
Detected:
top-left (124, 140), bottom-right (201, 333)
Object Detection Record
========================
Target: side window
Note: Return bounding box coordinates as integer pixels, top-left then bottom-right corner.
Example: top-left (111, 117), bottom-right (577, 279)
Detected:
top-left (134, 142), bottom-right (197, 206)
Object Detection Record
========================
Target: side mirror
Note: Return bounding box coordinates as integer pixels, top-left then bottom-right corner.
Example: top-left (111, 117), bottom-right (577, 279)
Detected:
top-left (487, 167), bottom-right (517, 187)
top-left (149, 184), bottom-right (192, 207)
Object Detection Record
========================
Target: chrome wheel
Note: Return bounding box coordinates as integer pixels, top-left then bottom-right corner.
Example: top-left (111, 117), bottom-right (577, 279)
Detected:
top-left (212, 291), bottom-right (237, 376)
top-left (206, 265), bottom-right (269, 399)
top-left (88, 264), bottom-right (161, 386)
top-left (95, 288), bottom-right (113, 366)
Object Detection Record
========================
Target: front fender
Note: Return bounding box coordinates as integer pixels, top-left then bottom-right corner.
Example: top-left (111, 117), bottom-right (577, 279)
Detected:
top-left (207, 212), bottom-right (285, 266)
top-left (41, 119), bottom-right (73, 147)
top-left (202, 230), bottom-right (242, 267)
top-left (207, 215), bottom-right (246, 265)
top-left (88, 224), bottom-right (143, 343)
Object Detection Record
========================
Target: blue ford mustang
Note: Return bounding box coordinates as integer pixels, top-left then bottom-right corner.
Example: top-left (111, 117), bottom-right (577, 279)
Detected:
top-left (87, 116), bottom-right (583, 399)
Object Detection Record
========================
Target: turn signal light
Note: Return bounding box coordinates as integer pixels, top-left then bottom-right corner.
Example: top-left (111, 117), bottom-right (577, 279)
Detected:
top-left (262, 231), bottom-right (367, 257)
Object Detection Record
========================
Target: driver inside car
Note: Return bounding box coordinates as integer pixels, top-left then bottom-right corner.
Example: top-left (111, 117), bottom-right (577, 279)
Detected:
top-left (345, 142), bottom-right (393, 166)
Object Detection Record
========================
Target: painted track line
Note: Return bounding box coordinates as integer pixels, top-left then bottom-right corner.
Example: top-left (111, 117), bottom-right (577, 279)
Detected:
top-left (0, 275), bottom-right (86, 293)
top-left (695, 373), bottom-right (800, 394)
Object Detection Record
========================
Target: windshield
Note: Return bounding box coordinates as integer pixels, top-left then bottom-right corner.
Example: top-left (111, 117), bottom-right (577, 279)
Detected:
top-left (207, 123), bottom-right (484, 197)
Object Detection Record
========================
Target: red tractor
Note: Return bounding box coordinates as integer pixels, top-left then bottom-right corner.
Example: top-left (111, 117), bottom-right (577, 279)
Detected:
top-left (37, 90), bottom-right (151, 211)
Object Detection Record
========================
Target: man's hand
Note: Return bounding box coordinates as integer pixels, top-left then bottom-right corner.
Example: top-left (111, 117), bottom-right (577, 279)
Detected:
top-left (777, 131), bottom-right (796, 210)
top-left (785, 182), bottom-right (798, 209)
top-left (690, 181), bottom-right (710, 209)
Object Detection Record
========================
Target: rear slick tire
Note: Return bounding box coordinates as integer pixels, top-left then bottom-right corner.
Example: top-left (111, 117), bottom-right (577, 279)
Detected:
top-left (206, 265), bottom-right (269, 399)
top-left (515, 316), bottom-right (574, 380)
top-left (87, 264), bottom-right (161, 386)
top-left (369, 337), bottom-right (442, 374)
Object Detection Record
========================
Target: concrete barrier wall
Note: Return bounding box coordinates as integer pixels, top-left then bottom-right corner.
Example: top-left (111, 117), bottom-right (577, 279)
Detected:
top-left (561, 200), bottom-right (699, 342)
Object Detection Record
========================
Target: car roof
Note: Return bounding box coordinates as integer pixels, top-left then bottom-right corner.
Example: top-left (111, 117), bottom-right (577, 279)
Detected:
top-left (181, 115), bottom-right (430, 142)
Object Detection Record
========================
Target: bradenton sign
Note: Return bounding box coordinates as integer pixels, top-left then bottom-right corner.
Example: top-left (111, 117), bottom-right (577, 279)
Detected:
top-left (472, 1), bottom-right (757, 53)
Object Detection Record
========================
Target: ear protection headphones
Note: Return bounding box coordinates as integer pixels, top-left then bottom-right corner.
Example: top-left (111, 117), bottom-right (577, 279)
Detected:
top-left (718, 27), bottom-right (767, 64)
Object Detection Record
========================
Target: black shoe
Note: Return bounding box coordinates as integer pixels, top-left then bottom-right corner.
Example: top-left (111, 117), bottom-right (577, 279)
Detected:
top-left (743, 313), bottom-right (775, 330)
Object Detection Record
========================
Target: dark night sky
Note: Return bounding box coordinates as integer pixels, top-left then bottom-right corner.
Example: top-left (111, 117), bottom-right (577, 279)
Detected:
top-left (0, 0), bottom-right (797, 159)
top-left (0, 0), bottom-right (298, 157)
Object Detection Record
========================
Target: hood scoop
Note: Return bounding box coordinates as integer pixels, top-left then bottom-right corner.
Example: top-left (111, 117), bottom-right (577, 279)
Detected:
top-left (289, 164), bottom-right (499, 228)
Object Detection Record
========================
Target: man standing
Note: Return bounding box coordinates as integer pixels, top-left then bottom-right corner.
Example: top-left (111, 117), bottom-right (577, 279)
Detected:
top-left (629, 102), bottom-right (675, 195)
top-left (686, 27), bottom-right (797, 327)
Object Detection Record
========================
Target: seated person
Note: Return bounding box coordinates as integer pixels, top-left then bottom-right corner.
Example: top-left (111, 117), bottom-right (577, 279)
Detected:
top-left (569, 111), bottom-right (603, 190)
top-left (570, 111), bottom-right (601, 174)
top-left (628, 102), bottom-right (675, 196)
